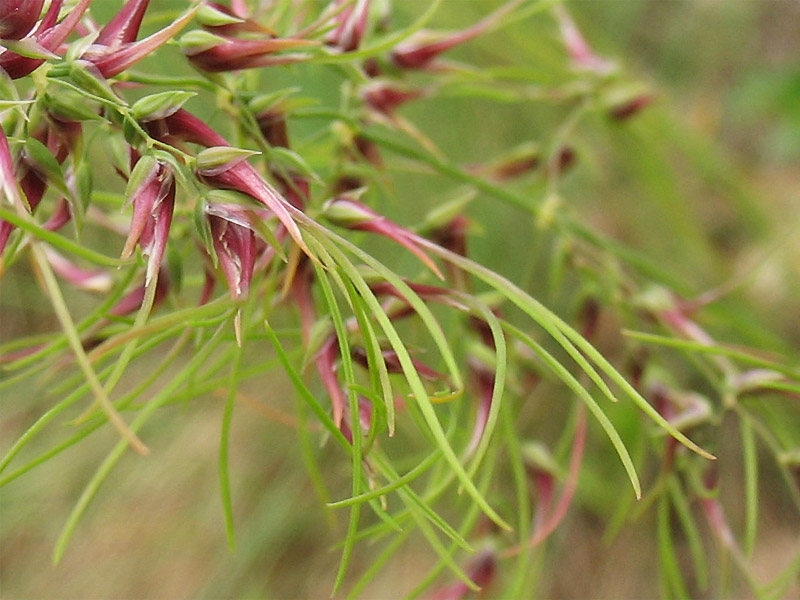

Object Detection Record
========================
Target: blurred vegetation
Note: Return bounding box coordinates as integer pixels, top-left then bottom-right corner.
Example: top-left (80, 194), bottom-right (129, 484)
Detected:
top-left (1, 0), bottom-right (800, 598)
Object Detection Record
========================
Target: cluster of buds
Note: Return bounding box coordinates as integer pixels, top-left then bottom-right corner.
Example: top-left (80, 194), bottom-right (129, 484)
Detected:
top-left (0, 0), bottom-right (92, 79)
top-left (360, 80), bottom-right (426, 117)
top-left (205, 205), bottom-right (259, 346)
top-left (0, 116), bottom-right (79, 254)
top-left (0, 0), bottom-right (318, 331)
top-left (247, 94), bottom-right (312, 209)
top-left (120, 155), bottom-right (176, 285)
top-left (138, 106), bottom-right (311, 304)
top-left (0, 0), bottom-right (198, 80)
top-left (80, 1), bottom-right (199, 78)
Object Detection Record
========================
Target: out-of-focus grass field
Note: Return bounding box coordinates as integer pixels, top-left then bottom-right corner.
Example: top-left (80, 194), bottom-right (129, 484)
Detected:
top-left (1, 1), bottom-right (799, 598)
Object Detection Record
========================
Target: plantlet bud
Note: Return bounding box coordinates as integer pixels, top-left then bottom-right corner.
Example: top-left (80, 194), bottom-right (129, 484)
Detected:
top-left (554, 5), bottom-right (616, 75)
top-left (131, 91), bottom-right (196, 122)
top-left (608, 93), bottom-right (655, 121)
top-left (197, 4), bottom-right (245, 29)
top-left (352, 135), bottom-right (382, 167)
top-left (68, 60), bottom-right (122, 103)
top-left (44, 87), bottom-right (103, 122)
top-left (321, 196), bottom-right (373, 227)
top-left (1, 37), bottom-right (60, 60)
top-left (198, 2), bottom-right (273, 36)
top-left (361, 80), bottom-right (424, 115)
top-left (467, 142), bottom-right (541, 182)
top-left (178, 30), bottom-right (229, 54)
top-left (122, 157), bottom-right (175, 284)
top-left (392, 0), bottom-right (524, 70)
top-left (196, 146), bottom-right (261, 177)
top-left (325, 0), bottom-right (370, 52)
top-left (255, 107), bottom-right (289, 148)
top-left (207, 209), bottom-right (257, 301)
top-left (181, 31), bottom-right (317, 72)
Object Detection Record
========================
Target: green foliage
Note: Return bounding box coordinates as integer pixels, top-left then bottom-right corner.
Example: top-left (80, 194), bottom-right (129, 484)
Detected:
top-left (1, 1), bottom-right (799, 598)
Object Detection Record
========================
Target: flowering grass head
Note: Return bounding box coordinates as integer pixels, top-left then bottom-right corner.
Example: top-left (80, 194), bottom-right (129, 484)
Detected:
top-left (0, 2), bottom-right (793, 599)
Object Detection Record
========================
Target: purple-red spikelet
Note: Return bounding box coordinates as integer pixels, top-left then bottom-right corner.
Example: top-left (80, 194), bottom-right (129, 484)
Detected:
top-left (0, 0), bottom-right (46, 40)
top-left (0, 0), bottom-right (92, 79)
top-left (121, 158), bottom-right (176, 285)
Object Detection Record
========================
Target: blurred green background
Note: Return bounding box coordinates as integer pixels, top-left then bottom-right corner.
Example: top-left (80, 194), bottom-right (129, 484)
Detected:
top-left (2, 0), bottom-right (799, 598)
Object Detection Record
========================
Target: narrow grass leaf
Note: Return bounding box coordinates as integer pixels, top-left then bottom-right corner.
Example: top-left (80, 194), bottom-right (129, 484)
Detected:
top-left (624, 330), bottom-right (800, 381)
top-left (424, 240), bottom-right (715, 461)
top-left (461, 296), bottom-right (506, 478)
top-left (219, 343), bottom-right (243, 552)
top-left (504, 322), bottom-right (641, 498)
top-left (403, 450), bottom-right (497, 600)
top-left (668, 477), bottom-right (709, 591)
top-left (344, 530), bottom-right (411, 600)
top-left (296, 212), bottom-right (463, 392)
top-left (313, 262), bottom-right (364, 594)
top-left (30, 243), bottom-right (147, 455)
top-left (345, 284), bottom-right (396, 435)
top-left (0, 207), bottom-right (131, 267)
top-left (658, 493), bottom-right (691, 599)
top-left (740, 415), bottom-right (758, 557)
top-left (328, 451), bottom-right (440, 508)
top-left (263, 321), bottom-right (351, 450)
top-left (307, 230), bottom-right (509, 529)
top-left (53, 326), bottom-right (228, 564)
